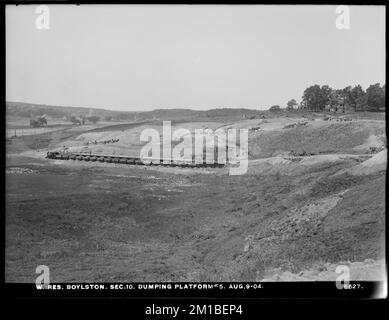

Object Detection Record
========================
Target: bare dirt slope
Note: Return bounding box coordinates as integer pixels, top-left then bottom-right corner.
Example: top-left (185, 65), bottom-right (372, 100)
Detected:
top-left (5, 113), bottom-right (386, 282)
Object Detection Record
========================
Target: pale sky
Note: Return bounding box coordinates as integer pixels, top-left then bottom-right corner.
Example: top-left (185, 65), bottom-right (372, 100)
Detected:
top-left (6, 5), bottom-right (386, 111)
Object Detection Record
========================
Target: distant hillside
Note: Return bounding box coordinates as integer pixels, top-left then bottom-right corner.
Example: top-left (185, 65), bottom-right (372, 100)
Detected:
top-left (6, 101), bottom-right (265, 122)
top-left (6, 101), bottom-right (137, 120)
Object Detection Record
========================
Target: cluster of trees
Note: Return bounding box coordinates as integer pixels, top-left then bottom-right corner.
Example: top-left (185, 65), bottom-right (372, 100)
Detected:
top-left (269, 105), bottom-right (281, 112)
top-left (30, 116), bottom-right (47, 128)
top-left (286, 83), bottom-right (385, 112)
top-left (87, 116), bottom-right (100, 124)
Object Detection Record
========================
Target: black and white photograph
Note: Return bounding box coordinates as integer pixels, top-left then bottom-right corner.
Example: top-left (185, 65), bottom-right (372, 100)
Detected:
top-left (3, 3), bottom-right (387, 301)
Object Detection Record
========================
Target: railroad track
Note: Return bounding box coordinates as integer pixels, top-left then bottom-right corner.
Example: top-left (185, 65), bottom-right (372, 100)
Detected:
top-left (46, 151), bottom-right (226, 168)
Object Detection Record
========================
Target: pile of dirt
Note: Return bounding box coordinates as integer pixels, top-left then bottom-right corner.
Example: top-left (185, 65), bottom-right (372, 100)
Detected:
top-left (223, 118), bottom-right (306, 132)
top-left (351, 149), bottom-right (387, 174)
top-left (335, 149), bottom-right (387, 176)
top-left (246, 154), bottom-right (360, 176)
top-left (283, 121), bottom-right (309, 129)
top-left (52, 121), bottom-right (226, 158)
top-left (248, 121), bottom-right (383, 159)
top-left (353, 133), bottom-right (386, 153)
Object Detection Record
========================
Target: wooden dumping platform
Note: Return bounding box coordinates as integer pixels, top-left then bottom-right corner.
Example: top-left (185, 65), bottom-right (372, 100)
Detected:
top-left (46, 151), bottom-right (226, 168)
